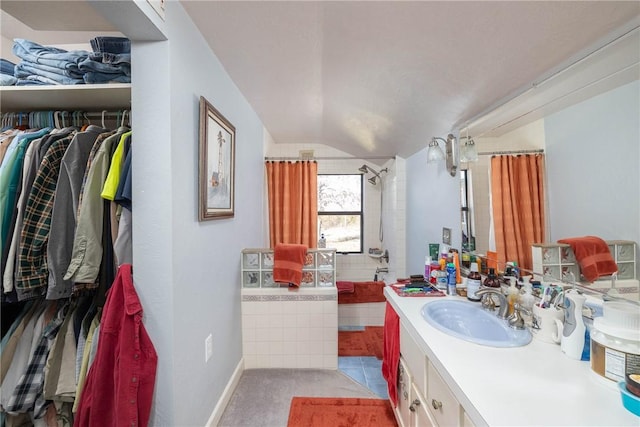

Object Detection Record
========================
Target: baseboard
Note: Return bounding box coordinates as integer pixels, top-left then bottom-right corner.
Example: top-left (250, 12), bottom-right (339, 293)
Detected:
top-left (205, 357), bottom-right (244, 427)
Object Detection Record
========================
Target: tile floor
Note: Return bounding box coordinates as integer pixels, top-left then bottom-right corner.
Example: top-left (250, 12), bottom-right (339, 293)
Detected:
top-left (337, 324), bottom-right (388, 399)
top-left (338, 356), bottom-right (388, 399)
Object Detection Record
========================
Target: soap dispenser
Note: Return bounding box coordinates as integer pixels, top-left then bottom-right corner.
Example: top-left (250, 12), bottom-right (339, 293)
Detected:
top-left (560, 289), bottom-right (586, 360)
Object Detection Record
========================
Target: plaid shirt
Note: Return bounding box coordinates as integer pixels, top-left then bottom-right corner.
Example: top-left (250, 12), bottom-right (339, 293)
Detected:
top-left (16, 134), bottom-right (74, 293)
top-left (5, 301), bottom-right (67, 418)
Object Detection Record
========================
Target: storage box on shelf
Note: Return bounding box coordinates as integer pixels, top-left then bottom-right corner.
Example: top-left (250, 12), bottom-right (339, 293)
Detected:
top-left (241, 248), bottom-right (336, 288)
top-left (531, 243), bottom-right (580, 282)
top-left (607, 240), bottom-right (637, 280)
top-left (532, 240), bottom-right (637, 283)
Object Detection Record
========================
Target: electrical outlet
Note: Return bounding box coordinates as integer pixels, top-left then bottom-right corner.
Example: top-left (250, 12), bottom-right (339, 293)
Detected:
top-left (205, 334), bottom-right (213, 362)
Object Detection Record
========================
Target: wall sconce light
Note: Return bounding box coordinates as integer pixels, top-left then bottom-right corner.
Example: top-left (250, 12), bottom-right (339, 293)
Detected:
top-left (459, 136), bottom-right (478, 162)
top-left (459, 128), bottom-right (478, 163)
top-left (427, 133), bottom-right (458, 176)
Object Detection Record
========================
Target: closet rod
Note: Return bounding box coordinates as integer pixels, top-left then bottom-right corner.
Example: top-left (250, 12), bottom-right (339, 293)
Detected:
top-left (478, 149), bottom-right (544, 156)
top-left (3, 110), bottom-right (129, 117)
top-left (264, 155), bottom-right (394, 161)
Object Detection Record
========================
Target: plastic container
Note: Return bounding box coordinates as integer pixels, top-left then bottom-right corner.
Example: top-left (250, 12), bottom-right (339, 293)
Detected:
top-left (591, 302), bottom-right (640, 383)
top-left (424, 256), bottom-right (432, 281)
top-left (446, 263), bottom-right (456, 296)
top-left (618, 381), bottom-right (640, 416)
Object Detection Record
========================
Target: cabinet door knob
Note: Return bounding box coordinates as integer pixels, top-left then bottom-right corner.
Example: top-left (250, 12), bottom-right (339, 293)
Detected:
top-left (431, 399), bottom-right (443, 410)
top-left (409, 399), bottom-right (421, 412)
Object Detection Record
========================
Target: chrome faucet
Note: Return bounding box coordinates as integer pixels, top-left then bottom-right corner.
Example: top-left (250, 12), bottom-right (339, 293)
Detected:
top-left (475, 287), bottom-right (509, 319)
top-left (374, 267), bottom-right (388, 281)
top-left (508, 303), bottom-right (531, 330)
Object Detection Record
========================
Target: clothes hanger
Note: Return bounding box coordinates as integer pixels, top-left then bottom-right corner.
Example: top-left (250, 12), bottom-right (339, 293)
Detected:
top-left (121, 110), bottom-right (128, 128)
top-left (101, 110), bottom-right (108, 129)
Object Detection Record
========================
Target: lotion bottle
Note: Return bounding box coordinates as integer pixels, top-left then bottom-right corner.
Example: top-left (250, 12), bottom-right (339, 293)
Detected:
top-left (561, 290), bottom-right (586, 360)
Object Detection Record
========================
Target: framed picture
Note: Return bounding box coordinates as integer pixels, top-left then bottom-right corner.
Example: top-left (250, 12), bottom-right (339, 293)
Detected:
top-left (199, 96), bottom-right (235, 220)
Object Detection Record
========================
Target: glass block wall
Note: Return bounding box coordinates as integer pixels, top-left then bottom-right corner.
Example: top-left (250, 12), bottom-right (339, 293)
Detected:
top-left (241, 248), bottom-right (336, 288)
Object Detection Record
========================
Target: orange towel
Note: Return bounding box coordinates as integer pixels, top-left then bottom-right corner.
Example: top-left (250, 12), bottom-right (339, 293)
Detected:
top-left (557, 236), bottom-right (618, 283)
top-left (337, 281), bottom-right (386, 304)
top-left (336, 281), bottom-right (355, 294)
top-left (273, 243), bottom-right (308, 287)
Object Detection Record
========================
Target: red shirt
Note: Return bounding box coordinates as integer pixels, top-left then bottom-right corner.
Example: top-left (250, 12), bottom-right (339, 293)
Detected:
top-left (75, 264), bottom-right (157, 427)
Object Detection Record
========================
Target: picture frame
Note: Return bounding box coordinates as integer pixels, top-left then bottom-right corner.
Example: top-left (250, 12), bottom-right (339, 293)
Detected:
top-left (198, 96), bottom-right (235, 220)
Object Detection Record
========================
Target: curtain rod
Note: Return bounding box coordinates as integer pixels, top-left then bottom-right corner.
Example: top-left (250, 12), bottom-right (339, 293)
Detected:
top-left (264, 156), bottom-right (395, 161)
top-left (478, 149), bottom-right (544, 156)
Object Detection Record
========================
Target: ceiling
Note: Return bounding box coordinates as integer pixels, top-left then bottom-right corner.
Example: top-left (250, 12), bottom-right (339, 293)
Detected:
top-left (181, 1), bottom-right (639, 159)
top-left (2, 1), bottom-right (638, 159)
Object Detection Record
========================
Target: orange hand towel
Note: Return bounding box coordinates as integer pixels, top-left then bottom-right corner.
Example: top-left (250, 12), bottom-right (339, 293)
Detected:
top-left (273, 243), bottom-right (308, 287)
top-left (557, 236), bottom-right (617, 283)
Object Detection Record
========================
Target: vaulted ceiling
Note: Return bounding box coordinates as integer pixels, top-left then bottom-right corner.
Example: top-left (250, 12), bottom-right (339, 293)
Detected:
top-left (181, 1), bottom-right (640, 159)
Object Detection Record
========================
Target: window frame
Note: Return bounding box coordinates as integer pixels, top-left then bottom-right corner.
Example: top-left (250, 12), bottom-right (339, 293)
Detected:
top-left (317, 173), bottom-right (364, 254)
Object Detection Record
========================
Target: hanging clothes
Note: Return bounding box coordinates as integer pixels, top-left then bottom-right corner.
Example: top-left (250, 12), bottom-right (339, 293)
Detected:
top-left (74, 264), bottom-right (157, 427)
top-left (46, 125), bottom-right (109, 300)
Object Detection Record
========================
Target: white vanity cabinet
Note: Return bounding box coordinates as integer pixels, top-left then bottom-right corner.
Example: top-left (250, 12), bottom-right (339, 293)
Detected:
top-left (394, 323), bottom-right (474, 427)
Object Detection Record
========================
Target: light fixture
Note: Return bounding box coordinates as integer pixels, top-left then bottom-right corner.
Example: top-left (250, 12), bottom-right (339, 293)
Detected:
top-left (427, 138), bottom-right (445, 163)
top-left (428, 133), bottom-right (458, 176)
top-left (459, 128), bottom-right (478, 163)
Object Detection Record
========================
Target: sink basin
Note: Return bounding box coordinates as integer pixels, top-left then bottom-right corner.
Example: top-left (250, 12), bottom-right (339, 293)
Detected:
top-left (421, 300), bottom-right (532, 347)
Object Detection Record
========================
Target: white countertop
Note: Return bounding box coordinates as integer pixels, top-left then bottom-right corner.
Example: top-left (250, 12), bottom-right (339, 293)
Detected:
top-left (385, 287), bottom-right (638, 427)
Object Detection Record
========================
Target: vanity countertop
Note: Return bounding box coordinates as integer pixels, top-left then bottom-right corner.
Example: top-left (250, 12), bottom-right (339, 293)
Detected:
top-left (385, 287), bottom-right (638, 426)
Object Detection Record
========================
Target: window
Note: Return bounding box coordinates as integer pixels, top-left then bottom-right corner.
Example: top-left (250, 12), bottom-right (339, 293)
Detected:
top-left (317, 174), bottom-right (363, 253)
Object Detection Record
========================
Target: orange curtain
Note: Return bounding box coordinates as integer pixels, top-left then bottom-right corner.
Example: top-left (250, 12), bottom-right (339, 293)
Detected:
top-left (266, 161), bottom-right (318, 248)
top-left (490, 154), bottom-right (545, 272)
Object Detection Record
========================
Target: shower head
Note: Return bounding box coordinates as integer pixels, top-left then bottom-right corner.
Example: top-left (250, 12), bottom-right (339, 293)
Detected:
top-left (368, 176), bottom-right (378, 185)
top-left (358, 165), bottom-right (369, 173)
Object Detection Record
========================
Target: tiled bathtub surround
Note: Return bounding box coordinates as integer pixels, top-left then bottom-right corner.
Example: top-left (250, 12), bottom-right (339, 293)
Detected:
top-left (338, 302), bottom-right (386, 327)
top-left (241, 288), bottom-right (338, 369)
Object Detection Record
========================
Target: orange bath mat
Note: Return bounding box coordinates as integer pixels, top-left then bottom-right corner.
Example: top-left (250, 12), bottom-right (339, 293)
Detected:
top-left (338, 326), bottom-right (384, 359)
top-left (287, 397), bottom-right (397, 427)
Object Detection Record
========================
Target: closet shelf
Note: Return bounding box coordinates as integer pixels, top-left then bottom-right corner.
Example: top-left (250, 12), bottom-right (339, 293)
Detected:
top-left (0, 83), bottom-right (131, 112)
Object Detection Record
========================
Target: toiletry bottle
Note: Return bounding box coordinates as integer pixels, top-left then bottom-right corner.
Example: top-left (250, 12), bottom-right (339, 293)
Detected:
top-left (453, 251), bottom-right (461, 284)
top-left (483, 268), bottom-right (500, 288)
top-left (519, 281), bottom-right (535, 311)
top-left (561, 290), bottom-right (586, 360)
top-left (424, 256), bottom-right (432, 281)
top-left (466, 262), bottom-right (482, 302)
top-left (318, 233), bottom-right (326, 248)
top-left (507, 277), bottom-right (519, 316)
top-left (446, 263), bottom-right (457, 296)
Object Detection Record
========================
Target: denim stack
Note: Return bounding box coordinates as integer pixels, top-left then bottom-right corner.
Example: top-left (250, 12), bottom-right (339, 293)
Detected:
top-left (0, 59), bottom-right (17, 86)
top-left (12, 38), bottom-right (88, 85)
top-left (6, 37), bottom-right (131, 86)
top-left (79, 36), bottom-right (131, 84)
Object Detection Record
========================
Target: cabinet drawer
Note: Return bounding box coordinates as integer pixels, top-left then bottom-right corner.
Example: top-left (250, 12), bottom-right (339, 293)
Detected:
top-left (400, 323), bottom-right (427, 396)
top-left (411, 382), bottom-right (437, 427)
top-left (397, 358), bottom-right (413, 427)
top-left (427, 361), bottom-right (461, 427)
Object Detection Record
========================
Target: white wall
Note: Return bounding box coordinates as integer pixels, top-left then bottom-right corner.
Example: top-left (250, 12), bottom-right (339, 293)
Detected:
top-left (405, 147), bottom-right (460, 276)
top-left (132, 2), bottom-right (265, 425)
top-left (544, 79), bottom-right (639, 277)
